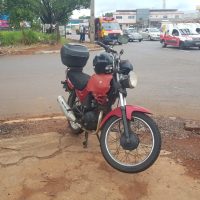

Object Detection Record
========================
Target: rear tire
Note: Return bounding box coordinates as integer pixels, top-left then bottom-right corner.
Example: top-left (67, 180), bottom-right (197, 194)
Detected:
top-left (67, 91), bottom-right (83, 134)
top-left (100, 112), bottom-right (161, 173)
top-left (148, 35), bottom-right (152, 41)
top-left (179, 42), bottom-right (185, 50)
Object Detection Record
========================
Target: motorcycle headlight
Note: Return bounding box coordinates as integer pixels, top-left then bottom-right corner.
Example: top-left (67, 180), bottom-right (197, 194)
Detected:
top-left (128, 72), bottom-right (138, 88)
top-left (103, 32), bottom-right (108, 36)
top-left (120, 72), bottom-right (138, 88)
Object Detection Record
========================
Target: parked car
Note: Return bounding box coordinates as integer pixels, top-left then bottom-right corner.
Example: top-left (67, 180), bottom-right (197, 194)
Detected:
top-left (123, 28), bottom-right (143, 42)
top-left (140, 28), bottom-right (160, 41)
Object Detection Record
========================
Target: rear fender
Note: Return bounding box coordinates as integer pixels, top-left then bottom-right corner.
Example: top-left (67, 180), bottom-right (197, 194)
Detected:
top-left (100, 105), bottom-right (151, 128)
top-left (66, 79), bottom-right (74, 91)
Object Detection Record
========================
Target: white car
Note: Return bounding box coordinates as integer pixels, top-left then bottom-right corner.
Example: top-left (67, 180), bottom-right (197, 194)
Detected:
top-left (140, 28), bottom-right (160, 41)
top-left (123, 28), bottom-right (143, 42)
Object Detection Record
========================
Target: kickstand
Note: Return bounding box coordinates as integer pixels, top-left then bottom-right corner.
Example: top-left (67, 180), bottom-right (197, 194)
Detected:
top-left (83, 131), bottom-right (88, 148)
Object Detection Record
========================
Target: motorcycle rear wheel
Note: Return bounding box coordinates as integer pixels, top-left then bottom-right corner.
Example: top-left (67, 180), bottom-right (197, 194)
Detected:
top-left (100, 112), bottom-right (161, 173)
top-left (67, 91), bottom-right (83, 134)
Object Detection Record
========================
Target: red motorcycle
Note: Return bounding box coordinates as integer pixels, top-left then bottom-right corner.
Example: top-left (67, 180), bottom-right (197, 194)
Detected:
top-left (58, 39), bottom-right (161, 173)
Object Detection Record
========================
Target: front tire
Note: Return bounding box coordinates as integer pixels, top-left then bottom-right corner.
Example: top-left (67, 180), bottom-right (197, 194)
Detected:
top-left (100, 112), bottom-right (161, 173)
top-left (161, 40), bottom-right (167, 48)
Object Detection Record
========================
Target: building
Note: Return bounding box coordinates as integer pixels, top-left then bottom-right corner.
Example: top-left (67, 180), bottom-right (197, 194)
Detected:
top-left (113, 9), bottom-right (184, 29)
top-left (67, 19), bottom-right (89, 31)
top-left (182, 10), bottom-right (200, 22)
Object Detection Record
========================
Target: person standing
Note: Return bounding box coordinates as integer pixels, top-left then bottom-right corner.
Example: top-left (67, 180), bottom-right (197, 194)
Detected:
top-left (82, 25), bottom-right (86, 42)
top-left (79, 25), bottom-right (84, 43)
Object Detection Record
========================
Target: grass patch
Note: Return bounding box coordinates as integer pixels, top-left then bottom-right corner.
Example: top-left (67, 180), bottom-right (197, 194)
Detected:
top-left (0, 30), bottom-right (59, 46)
top-left (0, 31), bottom-right (22, 46)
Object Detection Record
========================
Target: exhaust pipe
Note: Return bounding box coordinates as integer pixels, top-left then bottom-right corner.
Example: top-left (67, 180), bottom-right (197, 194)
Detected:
top-left (57, 96), bottom-right (76, 122)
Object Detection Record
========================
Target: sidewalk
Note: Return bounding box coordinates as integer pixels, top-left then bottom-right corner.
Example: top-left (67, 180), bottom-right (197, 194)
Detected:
top-left (0, 117), bottom-right (200, 200)
top-left (0, 41), bottom-right (102, 56)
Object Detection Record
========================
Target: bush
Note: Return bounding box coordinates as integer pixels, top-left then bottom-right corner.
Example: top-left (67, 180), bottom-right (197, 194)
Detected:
top-left (0, 30), bottom-right (59, 46)
top-left (21, 30), bottom-right (39, 45)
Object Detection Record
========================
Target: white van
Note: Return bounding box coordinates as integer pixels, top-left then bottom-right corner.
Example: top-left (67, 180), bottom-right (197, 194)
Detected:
top-left (184, 23), bottom-right (200, 34)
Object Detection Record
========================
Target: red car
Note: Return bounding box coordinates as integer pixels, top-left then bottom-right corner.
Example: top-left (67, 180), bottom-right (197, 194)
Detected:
top-left (160, 27), bottom-right (200, 49)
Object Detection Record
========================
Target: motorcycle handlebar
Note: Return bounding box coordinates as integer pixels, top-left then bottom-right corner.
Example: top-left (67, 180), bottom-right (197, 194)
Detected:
top-left (95, 41), bottom-right (117, 54)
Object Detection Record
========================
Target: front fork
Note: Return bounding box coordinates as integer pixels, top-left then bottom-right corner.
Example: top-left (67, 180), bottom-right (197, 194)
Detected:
top-left (119, 91), bottom-right (140, 151)
top-left (117, 70), bottom-right (131, 141)
top-left (119, 92), bottom-right (131, 141)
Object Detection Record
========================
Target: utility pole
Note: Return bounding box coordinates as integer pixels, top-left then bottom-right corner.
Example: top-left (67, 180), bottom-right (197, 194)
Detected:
top-left (90, 0), bottom-right (95, 43)
top-left (163, 0), bottom-right (166, 9)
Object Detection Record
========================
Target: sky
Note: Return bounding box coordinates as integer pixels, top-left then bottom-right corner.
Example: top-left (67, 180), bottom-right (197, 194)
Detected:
top-left (72, 0), bottom-right (200, 18)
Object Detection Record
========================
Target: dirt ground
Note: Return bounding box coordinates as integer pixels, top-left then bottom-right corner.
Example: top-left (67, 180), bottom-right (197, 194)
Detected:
top-left (0, 115), bottom-right (199, 200)
top-left (0, 41), bottom-right (101, 56)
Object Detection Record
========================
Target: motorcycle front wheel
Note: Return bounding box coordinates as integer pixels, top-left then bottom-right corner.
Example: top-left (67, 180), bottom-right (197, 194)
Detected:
top-left (100, 112), bottom-right (161, 173)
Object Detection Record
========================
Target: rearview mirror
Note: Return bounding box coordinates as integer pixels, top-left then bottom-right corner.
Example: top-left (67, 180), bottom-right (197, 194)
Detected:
top-left (118, 35), bottom-right (129, 44)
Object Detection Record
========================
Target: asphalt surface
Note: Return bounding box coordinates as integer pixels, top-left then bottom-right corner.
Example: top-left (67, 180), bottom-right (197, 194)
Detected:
top-left (0, 41), bottom-right (200, 120)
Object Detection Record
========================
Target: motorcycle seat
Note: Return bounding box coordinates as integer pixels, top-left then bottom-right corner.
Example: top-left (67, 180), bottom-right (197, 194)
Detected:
top-left (67, 70), bottom-right (90, 91)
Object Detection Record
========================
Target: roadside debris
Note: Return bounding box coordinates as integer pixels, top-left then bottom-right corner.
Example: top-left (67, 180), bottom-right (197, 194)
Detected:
top-left (184, 120), bottom-right (200, 134)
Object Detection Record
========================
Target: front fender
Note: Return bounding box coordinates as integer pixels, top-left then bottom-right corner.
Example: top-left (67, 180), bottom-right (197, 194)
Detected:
top-left (100, 105), bottom-right (151, 128)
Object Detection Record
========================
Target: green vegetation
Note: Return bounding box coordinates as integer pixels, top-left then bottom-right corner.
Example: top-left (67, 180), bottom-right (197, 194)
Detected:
top-left (0, 0), bottom-right (90, 46)
top-left (0, 30), bottom-right (57, 46)
top-left (1, 0), bottom-right (90, 28)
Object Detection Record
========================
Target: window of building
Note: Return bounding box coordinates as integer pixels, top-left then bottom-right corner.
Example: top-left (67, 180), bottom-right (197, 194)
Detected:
top-left (116, 16), bottom-right (122, 19)
top-left (175, 15), bottom-right (179, 19)
top-left (128, 16), bottom-right (135, 19)
top-left (163, 15), bottom-right (168, 19)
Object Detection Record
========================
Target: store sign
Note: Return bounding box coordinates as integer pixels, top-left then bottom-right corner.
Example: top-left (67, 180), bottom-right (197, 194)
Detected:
top-left (0, 20), bottom-right (9, 28)
top-left (136, 9), bottom-right (150, 23)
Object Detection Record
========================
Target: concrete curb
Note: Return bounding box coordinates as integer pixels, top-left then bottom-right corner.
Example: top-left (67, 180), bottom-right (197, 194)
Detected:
top-left (34, 47), bottom-right (102, 55)
top-left (2, 116), bottom-right (66, 125)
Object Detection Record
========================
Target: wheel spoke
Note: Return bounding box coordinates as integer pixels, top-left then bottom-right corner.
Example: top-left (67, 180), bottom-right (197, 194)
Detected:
top-left (105, 116), bottom-right (155, 167)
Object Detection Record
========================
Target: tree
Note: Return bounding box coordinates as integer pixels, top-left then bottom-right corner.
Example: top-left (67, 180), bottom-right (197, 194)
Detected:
top-left (2, 0), bottom-right (40, 28)
top-left (79, 15), bottom-right (90, 19)
top-left (2, 0), bottom-right (90, 28)
top-left (39, 0), bottom-right (90, 24)
top-left (0, 0), bottom-right (7, 15)
top-left (104, 12), bottom-right (113, 17)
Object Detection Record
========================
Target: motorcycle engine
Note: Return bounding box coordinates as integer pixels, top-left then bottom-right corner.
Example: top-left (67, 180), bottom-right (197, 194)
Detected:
top-left (83, 111), bottom-right (98, 130)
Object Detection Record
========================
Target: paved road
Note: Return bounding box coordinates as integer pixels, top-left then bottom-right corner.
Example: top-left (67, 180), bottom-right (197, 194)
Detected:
top-left (0, 41), bottom-right (200, 120)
